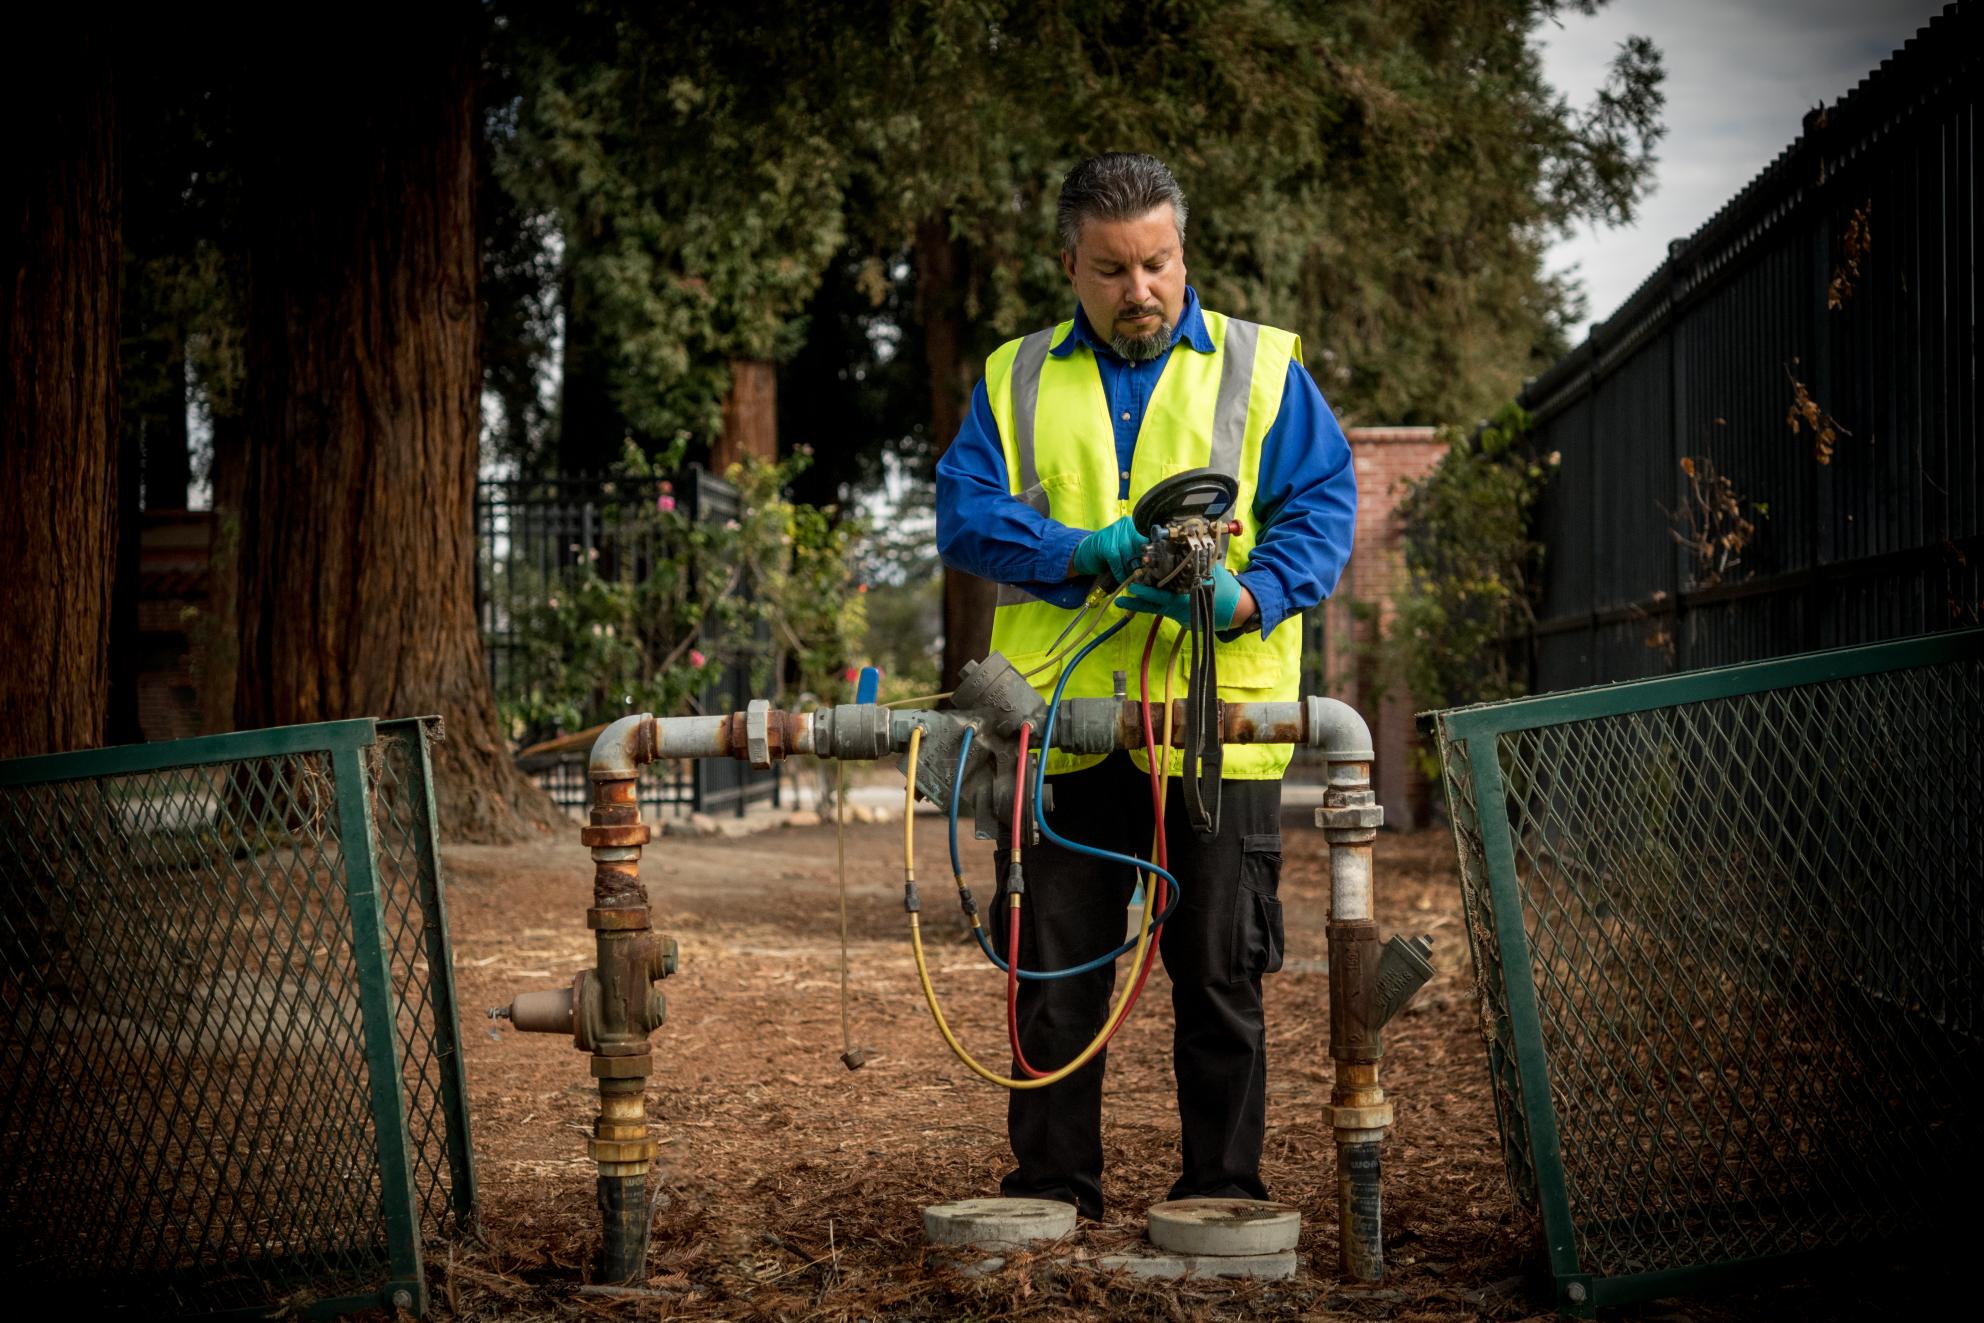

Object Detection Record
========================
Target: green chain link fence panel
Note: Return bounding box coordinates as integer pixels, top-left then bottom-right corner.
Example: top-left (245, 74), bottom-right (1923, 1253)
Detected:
top-left (1431, 629), bottom-right (1983, 1314)
top-left (0, 717), bottom-right (477, 1318)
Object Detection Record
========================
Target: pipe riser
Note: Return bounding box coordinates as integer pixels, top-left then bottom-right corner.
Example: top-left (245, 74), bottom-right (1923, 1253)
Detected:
top-left (1337, 1141), bottom-right (1383, 1281)
top-left (598, 1174), bottom-right (652, 1284)
top-left (1318, 750), bottom-right (1390, 1282)
top-left (586, 774), bottom-right (657, 1283)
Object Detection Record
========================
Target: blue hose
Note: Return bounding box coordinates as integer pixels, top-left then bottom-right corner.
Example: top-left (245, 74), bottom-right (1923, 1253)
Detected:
top-left (946, 618), bottom-right (1182, 980)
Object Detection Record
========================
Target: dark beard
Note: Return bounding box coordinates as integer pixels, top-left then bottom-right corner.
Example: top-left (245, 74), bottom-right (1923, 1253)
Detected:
top-left (1110, 320), bottom-right (1174, 361)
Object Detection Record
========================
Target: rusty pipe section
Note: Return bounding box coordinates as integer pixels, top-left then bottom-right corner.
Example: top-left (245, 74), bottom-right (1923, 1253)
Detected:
top-left (1312, 697), bottom-right (1390, 1281)
top-left (499, 712), bottom-right (679, 1284)
top-left (651, 696), bottom-right (1352, 768)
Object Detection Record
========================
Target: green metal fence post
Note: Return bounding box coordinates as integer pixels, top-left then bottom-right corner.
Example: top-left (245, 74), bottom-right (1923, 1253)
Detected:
top-left (1466, 732), bottom-right (1590, 1315)
top-left (1434, 628), bottom-right (1983, 1313)
top-left (397, 716), bottom-right (480, 1232)
top-left (330, 736), bottom-right (428, 1316)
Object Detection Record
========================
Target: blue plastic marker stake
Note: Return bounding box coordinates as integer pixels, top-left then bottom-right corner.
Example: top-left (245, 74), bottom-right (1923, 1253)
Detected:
top-left (855, 666), bottom-right (881, 704)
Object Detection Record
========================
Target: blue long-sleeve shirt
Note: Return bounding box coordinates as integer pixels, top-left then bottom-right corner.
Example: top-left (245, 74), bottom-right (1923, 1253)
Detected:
top-left (935, 287), bottom-right (1356, 638)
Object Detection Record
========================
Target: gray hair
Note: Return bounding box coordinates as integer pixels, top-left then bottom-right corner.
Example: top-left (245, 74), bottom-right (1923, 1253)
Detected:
top-left (1056, 153), bottom-right (1188, 257)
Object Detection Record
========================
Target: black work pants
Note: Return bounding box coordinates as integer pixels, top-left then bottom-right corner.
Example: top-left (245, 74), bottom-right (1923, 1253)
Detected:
top-left (989, 752), bottom-right (1285, 1220)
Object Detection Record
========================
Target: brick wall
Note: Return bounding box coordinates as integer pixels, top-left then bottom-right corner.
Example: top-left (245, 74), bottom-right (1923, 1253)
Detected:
top-left (1313, 427), bottom-right (1446, 829)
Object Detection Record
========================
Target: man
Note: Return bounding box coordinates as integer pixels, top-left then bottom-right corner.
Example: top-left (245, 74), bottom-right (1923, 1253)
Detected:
top-left (934, 152), bottom-right (1357, 1219)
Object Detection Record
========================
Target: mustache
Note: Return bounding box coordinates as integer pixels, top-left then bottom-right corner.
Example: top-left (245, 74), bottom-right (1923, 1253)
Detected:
top-left (1117, 305), bottom-right (1162, 319)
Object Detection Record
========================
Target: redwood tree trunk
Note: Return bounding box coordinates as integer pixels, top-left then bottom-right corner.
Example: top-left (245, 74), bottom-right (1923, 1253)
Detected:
top-left (237, 11), bottom-right (560, 841)
top-left (0, 34), bottom-right (120, 759)
top-left (713, 358), bottom-right (778, 472)
top-left (916, 218), bottom-right (995, 691)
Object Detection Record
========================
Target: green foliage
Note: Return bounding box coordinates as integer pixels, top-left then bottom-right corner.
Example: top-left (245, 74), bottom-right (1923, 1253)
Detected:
top-left (486, 0), bottom-right (1666, 476)
top-left (859, 578), bottom-right (946, 701)
top-left (495, 448), bottom-right (865, 738)
top-left (1391, 403), bottom-right (1556, 722)
top-left (492, 2), bottom-right (850, 463)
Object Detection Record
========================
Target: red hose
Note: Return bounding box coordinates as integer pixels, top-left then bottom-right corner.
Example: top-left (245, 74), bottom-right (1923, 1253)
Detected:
top-left (1121, 619), bottom-right (1170, 1009)
top-left (1007, 622), bottom-right (1174, 1078)
top-left (1008, 724), bottom-right (1046, 1076)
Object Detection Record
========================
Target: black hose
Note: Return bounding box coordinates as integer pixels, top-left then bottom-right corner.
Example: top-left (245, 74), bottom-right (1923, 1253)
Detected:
top-left (1183, 576), bottom-right (1221, 837)
top-left (598, 1173), bottom-right (651, 1284)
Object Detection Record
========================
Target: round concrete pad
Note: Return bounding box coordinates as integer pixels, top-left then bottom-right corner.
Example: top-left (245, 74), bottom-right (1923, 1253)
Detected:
top-left (923, 1197), bottom-right (1077, 1249)
top-left (1146, 1198), bottom-right (1300, 1256)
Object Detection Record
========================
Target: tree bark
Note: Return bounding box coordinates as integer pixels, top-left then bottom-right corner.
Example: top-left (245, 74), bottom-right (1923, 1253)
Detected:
top-left (109, 379), bottom-right (144, 745)
top-left (916, 217), bottom-right (995, 691)
top-left (237, 9), bottom-right (561, 841)
top-left (713, 358), bottom-right (778, 473)
top-left (0, 32), bottom-right (120, 759)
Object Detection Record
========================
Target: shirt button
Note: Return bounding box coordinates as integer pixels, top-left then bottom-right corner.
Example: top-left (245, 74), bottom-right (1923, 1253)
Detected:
top-left (1120, 411), bottom-right (1131, 421)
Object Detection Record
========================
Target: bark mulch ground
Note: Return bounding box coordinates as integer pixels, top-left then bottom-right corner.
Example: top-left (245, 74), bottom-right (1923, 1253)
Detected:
top-left (422, 805), bottom-right (1950, 1321)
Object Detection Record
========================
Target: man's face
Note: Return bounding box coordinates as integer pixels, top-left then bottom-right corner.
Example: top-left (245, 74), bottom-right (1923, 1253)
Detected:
top-left (1061, 204), bottom-right (1188, 362)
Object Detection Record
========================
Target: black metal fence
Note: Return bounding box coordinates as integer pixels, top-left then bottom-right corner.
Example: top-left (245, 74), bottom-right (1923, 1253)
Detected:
top-left (475, 467), bottom-right (778, 818)
top-left (1519, 4), bottom-right (1979, 694)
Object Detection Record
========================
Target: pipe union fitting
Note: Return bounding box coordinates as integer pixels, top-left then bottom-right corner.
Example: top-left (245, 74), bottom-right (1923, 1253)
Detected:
top-left (746, 700), bottom-right (773, 768)
top-left (1317, 804), bottom-right (1385, 830)
top-left (588, 1137), bottom-right (657, 1164)
top-left (818, 704), bottom-right (893, 760)
top-left (1328, 1101), bottom-right (1395, 1131)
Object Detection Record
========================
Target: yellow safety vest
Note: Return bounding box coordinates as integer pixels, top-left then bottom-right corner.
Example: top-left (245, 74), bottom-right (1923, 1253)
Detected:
top-left (984, 309), bottom-right (1302, 779)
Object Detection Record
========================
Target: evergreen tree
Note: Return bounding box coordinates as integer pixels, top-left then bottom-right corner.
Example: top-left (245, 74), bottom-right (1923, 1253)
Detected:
top-left (1, 26), bottom-right (121, 758)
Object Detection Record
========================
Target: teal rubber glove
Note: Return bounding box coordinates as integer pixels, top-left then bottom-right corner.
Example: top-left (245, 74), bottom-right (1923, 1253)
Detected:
top-left (1116, 566), bottom-right (1244, 629)
top-left (1069, 516), bottom-right (1145, 584)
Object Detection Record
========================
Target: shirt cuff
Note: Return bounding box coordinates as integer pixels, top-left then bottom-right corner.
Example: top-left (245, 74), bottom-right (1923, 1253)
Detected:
top-left (1232, 570), bottom-right (1292, 640)
top-left (1035, 524), bottom-right (1089, 584)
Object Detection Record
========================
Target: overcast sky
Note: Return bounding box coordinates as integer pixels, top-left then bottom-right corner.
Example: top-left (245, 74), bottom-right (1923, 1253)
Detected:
top-left (1540, 0), bottom-right (1947, 326)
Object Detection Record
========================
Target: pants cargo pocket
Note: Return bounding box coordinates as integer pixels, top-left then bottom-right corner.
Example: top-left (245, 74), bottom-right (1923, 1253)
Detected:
top-left (1235, 833), bottom-right (1284, 976)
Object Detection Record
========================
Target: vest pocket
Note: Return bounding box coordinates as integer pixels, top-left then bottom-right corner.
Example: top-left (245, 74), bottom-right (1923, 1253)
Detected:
top-left (1235, 833), bottom-right (1285, 976)
top-left (1216, 639), bottom-right (1284, 692)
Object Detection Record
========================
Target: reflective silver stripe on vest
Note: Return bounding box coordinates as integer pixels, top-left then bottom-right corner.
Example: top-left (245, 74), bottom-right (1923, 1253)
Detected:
top-left (1009, 327), bottom-right (1057, 494)
top-left (996, 327), bottom-right (1060, 608)
top-left (1209, 317), bottom-right (1260, 479)
top-left (1209, 318), bottom-right (1260, 563)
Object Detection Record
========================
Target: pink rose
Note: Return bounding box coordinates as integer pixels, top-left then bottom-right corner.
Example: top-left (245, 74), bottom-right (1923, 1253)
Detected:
top-left (843, 667), bottom-right (859, 682)
top-left (656, 494), bottom-right (677, 513)
top-left (689, 649), bottom-right (707, 669)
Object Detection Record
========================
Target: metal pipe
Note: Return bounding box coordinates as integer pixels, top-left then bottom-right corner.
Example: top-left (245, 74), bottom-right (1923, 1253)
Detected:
top-left (668, 699), bottom-right (1344, 767)
top-left (560, 714), bottom-right (675, 1283)
top-left (511, 687), bottom-right (1394, 1286)
top-left (1312, 697), bottom-right (1390, 1282)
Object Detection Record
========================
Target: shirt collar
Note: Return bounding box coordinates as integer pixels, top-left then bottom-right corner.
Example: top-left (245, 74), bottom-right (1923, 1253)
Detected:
top-left (1050, 285), bottom-right (1213, 359)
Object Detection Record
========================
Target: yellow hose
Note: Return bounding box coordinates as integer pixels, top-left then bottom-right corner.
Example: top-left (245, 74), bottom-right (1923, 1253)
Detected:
top-left (904, 725), bottom-right (1163, 1090)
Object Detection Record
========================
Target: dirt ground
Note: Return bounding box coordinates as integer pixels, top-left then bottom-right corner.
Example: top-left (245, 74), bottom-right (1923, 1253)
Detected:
top-left (424, 796), bottom-right (1946, 1321)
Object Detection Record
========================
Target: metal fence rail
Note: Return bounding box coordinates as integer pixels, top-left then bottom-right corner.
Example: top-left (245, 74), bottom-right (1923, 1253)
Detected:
top-left (1517, 4), bottom-right (1979, 690)
top-left (0, 717), bottom-right (476, 1318)
top-left (476, 466), bottom-right (777, 817)
top-left (1431, 628), bottom-right (1983, 1313)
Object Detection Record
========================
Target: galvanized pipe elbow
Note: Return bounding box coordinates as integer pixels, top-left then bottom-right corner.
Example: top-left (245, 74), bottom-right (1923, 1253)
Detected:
top-left (1306, 696), bottom-right (1374, 763)
top-left (589, 714), bottom-right (658, 780)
